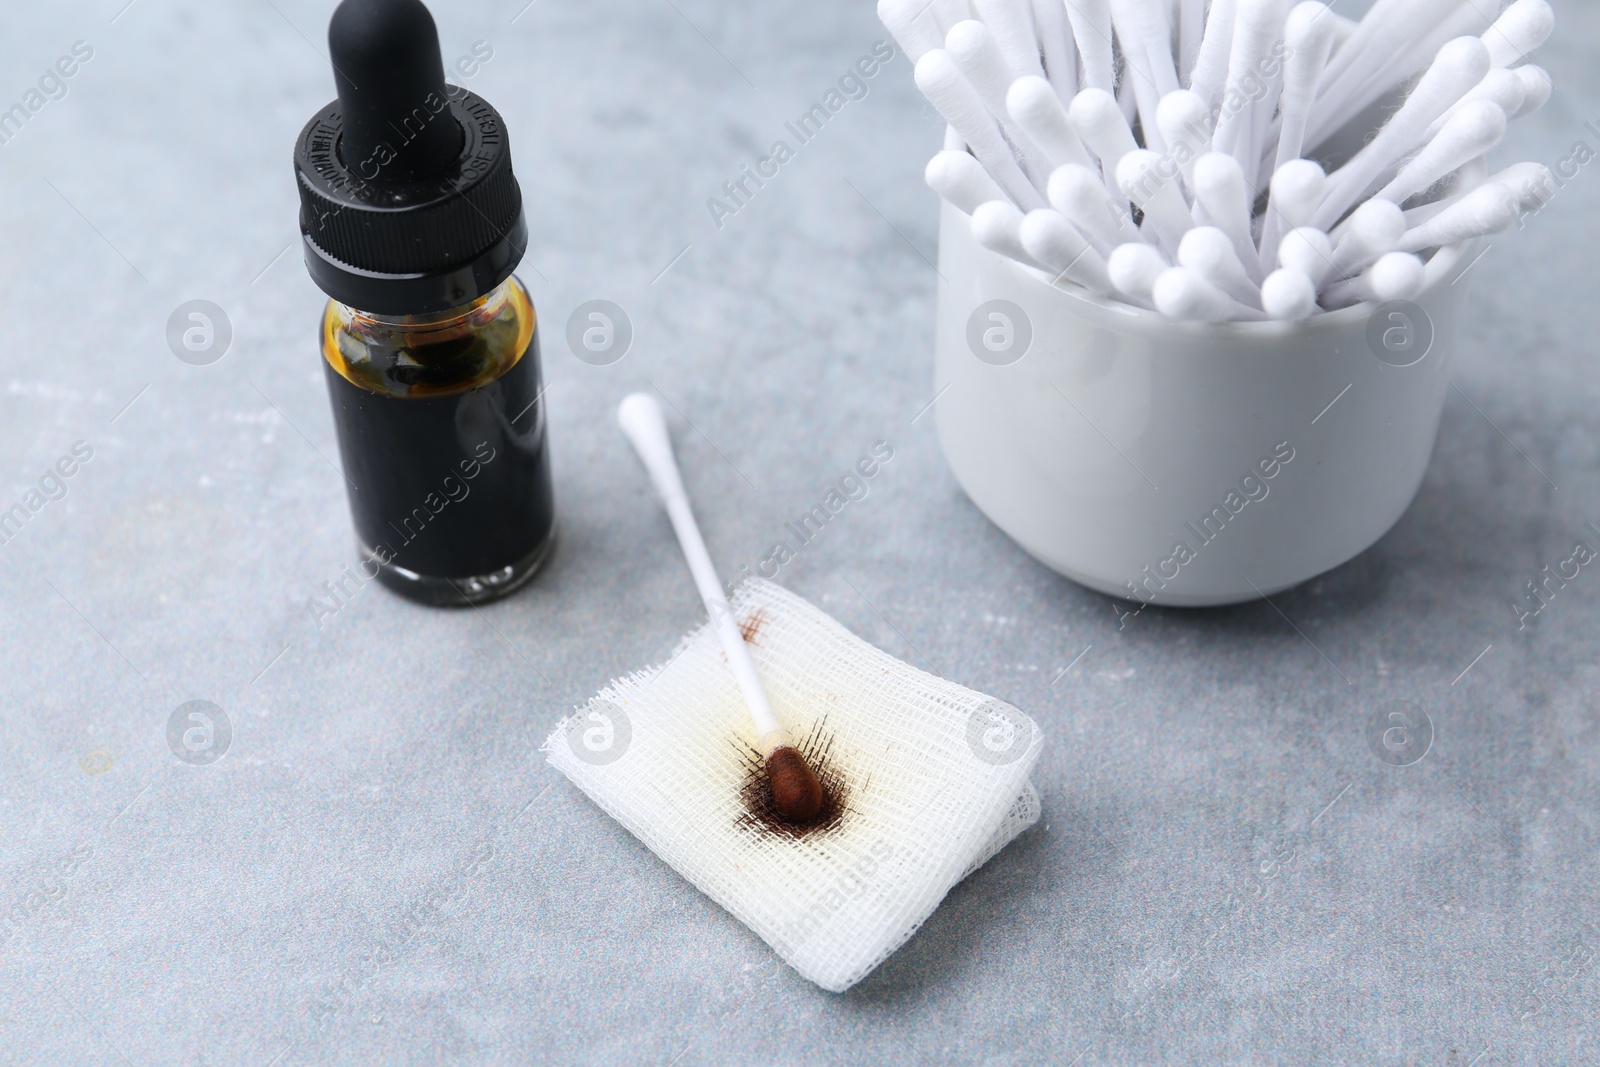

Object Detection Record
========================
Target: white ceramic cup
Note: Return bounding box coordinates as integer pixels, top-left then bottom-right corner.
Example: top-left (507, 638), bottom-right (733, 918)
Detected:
top-left (933, 199), bottom-right (1476, 607)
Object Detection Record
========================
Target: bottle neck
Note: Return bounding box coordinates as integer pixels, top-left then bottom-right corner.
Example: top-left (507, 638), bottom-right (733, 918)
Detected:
top-left (333, 279), bottom-right (515, 348)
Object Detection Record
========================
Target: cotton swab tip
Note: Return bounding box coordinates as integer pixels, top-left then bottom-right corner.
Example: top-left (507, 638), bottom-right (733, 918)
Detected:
top-left (1368, 252), bottom-right (1426, 302)
top-left (1276, 227), bottom-right (1334, 285)
top-left (1108, 242), bottom-right (1168, 305)
top-left (766, 745), bottom-right (826, 822)
top-left (1485, 0), bottom-right (1554, 68)
top-left (1261, 268), bottom-right (1318, 321)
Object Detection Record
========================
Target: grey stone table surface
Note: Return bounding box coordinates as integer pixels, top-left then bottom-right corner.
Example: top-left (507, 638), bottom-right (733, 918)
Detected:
top-left (1, 0), bottom-right (1597, 1063)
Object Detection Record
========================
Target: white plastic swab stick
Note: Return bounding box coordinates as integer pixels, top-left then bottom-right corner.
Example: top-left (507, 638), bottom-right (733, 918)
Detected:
top-left (916, 51), bottom-right (1045, 209)
top-left (1048, 163), bottom-right (1140, 252)
top-left (1179, 226), bottom-right (1262, 307)
top-left (932, 0), bottom-right (973, 32)
top-left (1484, 0), bottom-right (1554, 68)
top-left (1276, 227), bottom-right (1334, 287)
top-left (878, 0), bottom-right (945, 62)
top-left (946, 21), bottom-right (1053, 186)
top-left (1108, 242), bottom-right (1167, 307)
top-left (1070, 88), bottom-right (1139, 192)
top-left (944, 124), bottom-right (966, 151)
top-left (1192, 152), bottom-right (1263, 280)
top-left (1156, 90), bottom-right (1213, 197)
top-left (1019, 209), bottom-right (1114, 291)
top-left (927, 150), bottom-right (1007, 214)
top-left (1321, 251), bottom-right (1424, 308)
top-left (1274, 3), bottom-right (1338, 173)
top-left (616, 393), bottom-right (788, 752)
top-left (973, 0), bottom-right (1046, 79)
top-left (1311, 3), bottom-right (1491, 157)
top-left (1108, 0), bottom-right (1177, 155)
top-left (1063, 0), bottom-right (1114, 92)
top-left (1399, 182), bottom-right (1520, 254)
top-left (1210, 0), bottom-right (1286, 161)
top-left (1259, 159), bottom-right (1325, 268)
top-left (1374, 101), bottom-right (1507, 208)
top-left (1261, 268), bottom-right (1318, 320)
top-left (1312, 37), bottom-right (1491, 230)
top-left (1009, 77), bottom-right (1095, 169)
top-left (1424, 68), bottom-right (1523, 140)
top-left (1179, 0), bottom-right (1205, 85)
top-left (973, 200), bottom-right (1044, 266)
top-left (618, 394), bottom-right (826, 822)
top-left (1188, 0), bottom-right (1238, 108)
top-left (1317, 0), bottom-right (1460, 103)
top-left (1118, 150), bottom-right (1194, 257)
top-left (1327, 199), bottom-right (1405, 280)
top-left (1511, 65), bottom-right (1552, 118)
top-left (1029, 0), bottom-right (1077, 100)
top-left (1309, 0), bottom-right (1471, 147)
top-left (1153, 266), bottom-right (1268, 321)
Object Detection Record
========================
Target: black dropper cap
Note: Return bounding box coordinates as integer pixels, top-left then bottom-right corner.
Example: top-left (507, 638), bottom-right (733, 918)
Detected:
top-left (294, 0), bottom-right (527, 315)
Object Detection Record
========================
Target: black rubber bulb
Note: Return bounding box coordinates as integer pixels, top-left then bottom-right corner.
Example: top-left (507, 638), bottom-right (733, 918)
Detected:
top-left (328, 0), bottom-right (464, 180)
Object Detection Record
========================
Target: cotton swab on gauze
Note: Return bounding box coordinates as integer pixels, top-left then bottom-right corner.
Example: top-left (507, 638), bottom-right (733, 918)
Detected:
top-left (916, 50), bottom-right (1045, 209)
top-left (545, 578), bottom-right (1043, 993)
top-left (973, 200), bottom-right (1043, 266)
top-left (1049, 163), bottom-right (1140, 252)
top-left (877, 0), bottom-right (945, 62)
top-left (1192, 152), bottom-right (1263, 280)
top-left (946, 21), bottom-right (1053, 186)
top-left (1062, 0), bottom-right (1114, 91)
top-left (1008, 77), bottom-right (1094, 170)
top-left (1154, 266), bottom-right (1266, 321)
top-left (972, 0), bottom-right (1046, 79)
top-left (1313, 36), bottom-right (1492, 230)
top-left (1179, 226), bottom-right (1262, 307)
top-left (926, 150), bottom-right (1006, 214)
top-left (1020, 209), bottom-right (1114, 291)
top-left (1483, 0), bottom-right (1554, 68)
top-left (1375, 100), bottom-right (1507, 208)
top-left (1108, 242), bottom-right (1168, 308)
top-left (1261, 268), bottom-right (1318, 320)
top-left (1398, 182), bottom-right (1520, 254)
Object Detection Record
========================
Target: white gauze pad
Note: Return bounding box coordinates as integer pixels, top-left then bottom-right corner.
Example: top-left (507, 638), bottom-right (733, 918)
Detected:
top-left (543, 579), bottom-right (1043, 992)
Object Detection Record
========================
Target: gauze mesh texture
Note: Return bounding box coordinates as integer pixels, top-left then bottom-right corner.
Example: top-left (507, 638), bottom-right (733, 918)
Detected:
top-left (543, 579), bottom-right (1043, 992)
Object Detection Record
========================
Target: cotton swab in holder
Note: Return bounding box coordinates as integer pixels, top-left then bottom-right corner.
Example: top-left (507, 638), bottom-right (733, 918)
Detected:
top-left (896, 0), bottom-right (1556, 320)
top-left (616, 393), bottom-right (825, 823)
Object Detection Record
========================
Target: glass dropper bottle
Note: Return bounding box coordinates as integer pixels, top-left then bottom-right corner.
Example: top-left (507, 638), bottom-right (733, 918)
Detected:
top-left (293, 0), bottom-right (554, 606)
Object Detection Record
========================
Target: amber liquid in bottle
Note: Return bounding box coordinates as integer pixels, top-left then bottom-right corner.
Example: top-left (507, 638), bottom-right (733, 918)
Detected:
top-left (321, 276), bottom-right (555, 605)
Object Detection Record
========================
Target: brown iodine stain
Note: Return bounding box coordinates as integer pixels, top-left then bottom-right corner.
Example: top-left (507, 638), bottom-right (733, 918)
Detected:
top-left (734, 718), bottom-right (855, 841)
top-left (738, 608), bottom-right (770, 647)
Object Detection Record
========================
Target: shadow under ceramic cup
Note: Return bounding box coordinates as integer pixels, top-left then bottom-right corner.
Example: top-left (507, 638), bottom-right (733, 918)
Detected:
top-left (933, 200), bottom-right (1477, 607)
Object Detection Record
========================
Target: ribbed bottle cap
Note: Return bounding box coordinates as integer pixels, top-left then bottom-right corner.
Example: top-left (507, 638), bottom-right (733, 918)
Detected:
top-left (294, 0), bottom-right (526, 315)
